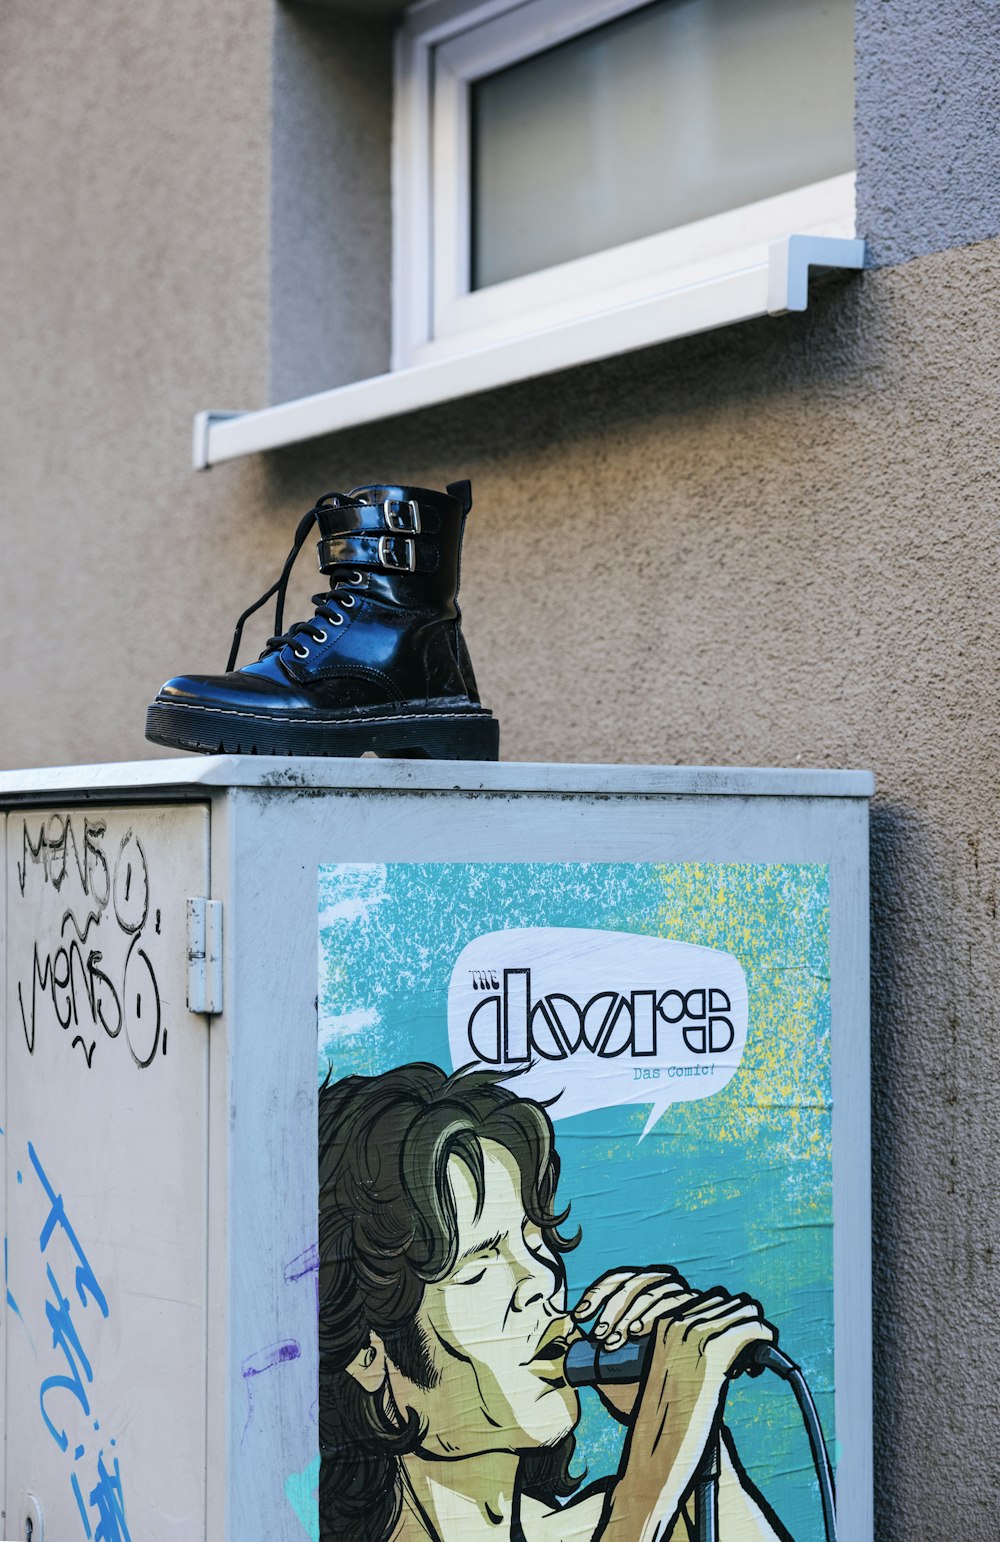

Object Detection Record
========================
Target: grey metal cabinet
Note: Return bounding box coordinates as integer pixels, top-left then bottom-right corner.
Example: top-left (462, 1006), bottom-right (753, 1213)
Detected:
top-left (0, 758), bottom-right (873, 1542)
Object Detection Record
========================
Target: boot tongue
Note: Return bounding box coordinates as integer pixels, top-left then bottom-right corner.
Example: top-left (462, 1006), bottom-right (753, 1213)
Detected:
top-left (349, 483), bottom-right (456, 512)
top-left (349, 483), bottom-right (397, 504)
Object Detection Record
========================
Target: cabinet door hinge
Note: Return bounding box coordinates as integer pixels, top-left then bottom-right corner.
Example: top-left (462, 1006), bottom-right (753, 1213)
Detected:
top-left (187, 897), bottom-right (223, 1015)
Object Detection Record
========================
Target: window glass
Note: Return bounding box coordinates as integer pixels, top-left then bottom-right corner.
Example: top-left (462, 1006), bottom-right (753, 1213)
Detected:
top-left (470, 0), bottom-right (855, 290)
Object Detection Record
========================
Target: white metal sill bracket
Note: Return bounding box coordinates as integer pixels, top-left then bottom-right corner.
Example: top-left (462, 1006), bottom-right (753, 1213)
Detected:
top-left (192, 411), bottom-right (246, 476)
top-left (193, 235), bottom-right (865, 470)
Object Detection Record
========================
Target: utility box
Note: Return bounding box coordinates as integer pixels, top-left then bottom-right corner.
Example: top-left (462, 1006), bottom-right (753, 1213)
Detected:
top-left (0, 759), bottom-right (873, 1542)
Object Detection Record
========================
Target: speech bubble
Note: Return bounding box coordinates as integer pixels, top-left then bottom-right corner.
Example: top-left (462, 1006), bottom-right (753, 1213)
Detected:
top-left (448, 928), bottom-right (747, 1138)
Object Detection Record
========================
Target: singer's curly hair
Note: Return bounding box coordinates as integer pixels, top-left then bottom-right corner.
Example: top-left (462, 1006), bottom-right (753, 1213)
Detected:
top-left (318, 1062), bottom-right (581, 1542)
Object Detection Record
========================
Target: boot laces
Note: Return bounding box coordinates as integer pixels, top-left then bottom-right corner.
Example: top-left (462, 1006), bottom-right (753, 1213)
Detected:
top-left (226, 493), bottom-right (363, 672)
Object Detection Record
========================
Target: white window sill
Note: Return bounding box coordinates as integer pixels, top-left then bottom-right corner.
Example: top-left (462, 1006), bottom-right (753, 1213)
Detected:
top-left (193, 234), bottom-right (865, 470)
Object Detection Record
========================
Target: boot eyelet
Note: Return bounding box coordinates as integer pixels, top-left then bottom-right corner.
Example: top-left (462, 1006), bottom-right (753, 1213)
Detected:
top-left (293, 644), bottom-right (310, 659)
top-left (341, 595), bottom-right (355, 608)
top-left (330, 613), bottom-right (344, 625)
top-left (312, 628), bottom-right (328, 643)
top-left (351, 571), bottom-right (363, 585)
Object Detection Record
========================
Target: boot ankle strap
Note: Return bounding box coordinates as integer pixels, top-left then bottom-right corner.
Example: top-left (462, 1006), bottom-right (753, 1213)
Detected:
top-left (318, 532), bottom-right (439, 575)
top-left (315, 497), bottom-right (442, 540)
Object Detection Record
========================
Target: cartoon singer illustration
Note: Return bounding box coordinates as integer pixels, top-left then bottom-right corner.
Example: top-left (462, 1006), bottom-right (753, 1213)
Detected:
top-left (318, 1063), bottom-right (797, 1542)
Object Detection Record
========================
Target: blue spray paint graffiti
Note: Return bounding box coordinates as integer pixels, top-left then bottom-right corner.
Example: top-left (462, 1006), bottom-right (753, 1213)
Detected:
top-left (73, 1449), bottom-right (130, 1541)
top-left (5, 1141), bottom-right (133, 1540)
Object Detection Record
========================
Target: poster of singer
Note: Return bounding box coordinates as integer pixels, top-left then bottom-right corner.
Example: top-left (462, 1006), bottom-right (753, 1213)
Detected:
top-left (317, 863), bottom-right (836, 1542)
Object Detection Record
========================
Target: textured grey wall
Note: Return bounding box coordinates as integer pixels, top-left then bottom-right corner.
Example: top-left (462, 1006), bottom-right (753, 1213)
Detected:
top-left (856, 0), bottom-right (1000, 265)
top-left (2, 3), bottom-right (999, 1537)
top-left (270, 3), bottom-right (394, 403)
top-left (0, 0), bottom-right (278, 773)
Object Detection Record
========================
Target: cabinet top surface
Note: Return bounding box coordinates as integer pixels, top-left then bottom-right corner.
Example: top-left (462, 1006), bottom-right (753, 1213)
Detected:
top-left (0, 756), bottom-right (875, 805)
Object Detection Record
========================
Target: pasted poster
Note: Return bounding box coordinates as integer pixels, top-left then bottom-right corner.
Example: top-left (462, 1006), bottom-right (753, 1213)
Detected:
top-left (316, 864), bottom-right (834, 1542)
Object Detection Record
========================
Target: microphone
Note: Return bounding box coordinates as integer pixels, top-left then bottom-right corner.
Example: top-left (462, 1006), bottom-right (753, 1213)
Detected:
top-left (564, 1331), bottom-right (795, 1387)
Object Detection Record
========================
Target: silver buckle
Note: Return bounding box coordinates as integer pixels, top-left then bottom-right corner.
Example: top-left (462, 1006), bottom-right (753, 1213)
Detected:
top-left (378, 534), bottom-right (416, 572)
top-left (383, 498), bottom-right (421, 534)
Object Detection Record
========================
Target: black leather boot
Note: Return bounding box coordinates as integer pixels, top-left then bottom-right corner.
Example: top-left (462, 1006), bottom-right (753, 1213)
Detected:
top-left (145, 480), bottom-right (499, 760)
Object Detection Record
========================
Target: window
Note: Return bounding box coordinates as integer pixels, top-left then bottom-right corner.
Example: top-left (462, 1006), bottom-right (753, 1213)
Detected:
top-left (196, 0), bottom-right (863, 466)
top-left (394, 0), bottom-right (855, 369)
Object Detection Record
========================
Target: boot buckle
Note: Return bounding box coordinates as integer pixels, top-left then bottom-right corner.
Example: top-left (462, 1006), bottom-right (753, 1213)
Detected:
top-left (383, 498), bottom-right (421, 534)
top-left (378, 534), bottom-right (417, 572)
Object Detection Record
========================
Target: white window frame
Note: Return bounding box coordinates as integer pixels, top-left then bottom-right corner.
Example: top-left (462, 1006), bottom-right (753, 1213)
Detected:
top-left (393, 0), bottom-right (856, 372)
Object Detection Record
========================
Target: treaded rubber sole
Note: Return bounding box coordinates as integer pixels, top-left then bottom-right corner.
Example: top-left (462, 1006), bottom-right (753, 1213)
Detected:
top-left (145, 699), bottom-right (500, 761)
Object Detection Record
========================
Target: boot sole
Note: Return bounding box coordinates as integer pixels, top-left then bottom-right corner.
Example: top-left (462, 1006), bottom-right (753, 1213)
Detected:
top-left (145, 700), bottom-right (500, 762)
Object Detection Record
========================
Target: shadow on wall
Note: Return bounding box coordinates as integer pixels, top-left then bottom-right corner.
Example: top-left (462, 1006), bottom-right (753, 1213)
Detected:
top-left (260, 268), bottom-right (874, 508)
top-left (869, 801), bottom-right (919, 1532)
top-left (867, 799), bottom-right (987, 1540)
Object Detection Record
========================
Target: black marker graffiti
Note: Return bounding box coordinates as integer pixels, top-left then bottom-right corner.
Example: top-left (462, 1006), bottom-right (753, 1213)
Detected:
top-left (16, 817), bottom-right (163, 1073)
top-left (18, 813), bottom-right (110, 905)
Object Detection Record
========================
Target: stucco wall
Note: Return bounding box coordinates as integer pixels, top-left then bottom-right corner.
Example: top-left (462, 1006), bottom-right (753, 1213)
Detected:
top-left (856, 0), bottom-right (1000, 266)
top-left (0, 0), bottom-right (275, 777)
top-left (270, 3), bottom-right (394, 403)
top-left (2, 3), bottom-right (999, 1538)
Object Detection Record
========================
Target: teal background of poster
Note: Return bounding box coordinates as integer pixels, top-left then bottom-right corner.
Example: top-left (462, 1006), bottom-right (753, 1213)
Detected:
top-left (318, 863), bottom-right (833, 1541)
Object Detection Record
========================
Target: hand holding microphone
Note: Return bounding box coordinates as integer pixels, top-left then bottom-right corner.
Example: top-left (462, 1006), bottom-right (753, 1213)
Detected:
top-left (569, 1266), bottom-right (836, 1542)
top-left (568, 1266), bottom-right (777, 1423)
top-left (566, 1323), bottom-right (791, 1387)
